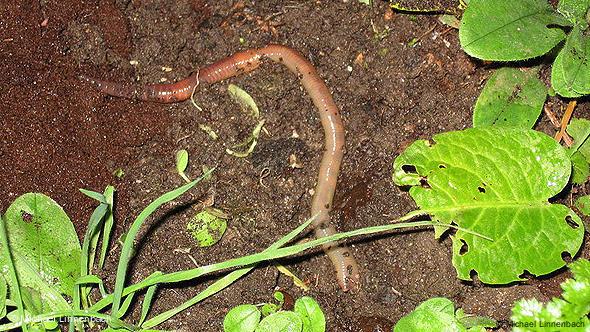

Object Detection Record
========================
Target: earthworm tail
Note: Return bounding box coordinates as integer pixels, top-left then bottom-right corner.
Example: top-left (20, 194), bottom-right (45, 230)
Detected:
top-left (81, 44), bottom-right (361, 292)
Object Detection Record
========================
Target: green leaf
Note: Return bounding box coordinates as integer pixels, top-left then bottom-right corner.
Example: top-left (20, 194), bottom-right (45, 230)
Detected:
top-left (552, 26), bottom-right (590, 97)
top-left (255, 311), bottom-right (303, 332)
top-left (459, 0), bottom-right (569, 61)
top-left (395, 298), bottom-right (496, 331)
top-left (0, 276), bottom-right (6, 319)
top-left (1, 193), bottom-right (81, 310)
top-left (176, 149), bottom-right (190, 182)
top-left (567, 118), bottom-right (590, 159)
top-left (575, 195), bottom-right (590, 216)
top-left (570, 152), bottom-right (589, 184)
top-left (394, 298), bottom-right (464, 332)
top-left (557, 0), bottom-right (590, 28)
top-left (186, 208), bottom-right (228, 247)
top-left (473, 68), bottom-right (546, 128)
top-left (223, 304), bottom-right (261, 332)
top-left (392, 128), bottom-right (585, 284)
top-left (260, 303), bottom-right (280, 317)
top-left (294, 297), bottom-right (325, 332)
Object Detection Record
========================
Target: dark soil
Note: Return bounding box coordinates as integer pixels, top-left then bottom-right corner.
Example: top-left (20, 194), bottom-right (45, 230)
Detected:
top-left (1, 0), bottom-right (588, 331)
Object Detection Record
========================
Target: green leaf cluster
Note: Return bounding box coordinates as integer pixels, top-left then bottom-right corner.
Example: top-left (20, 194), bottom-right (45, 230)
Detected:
top-left (223, 294), bottom-right (325, 332)
top-left (460, 0), bottom-right (590, 97)
top-left (394, 297), bottom-right (496, 332)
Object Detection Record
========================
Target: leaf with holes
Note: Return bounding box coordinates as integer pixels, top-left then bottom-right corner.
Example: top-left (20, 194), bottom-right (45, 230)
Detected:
top-left (473, 67), bottom-right (546, 129)
top-left (392, 128), bottom-right (584, 284)
top-left (0, 193), bottom-right (80, 311)
top-left (459, 0), bottom-right (570, 61)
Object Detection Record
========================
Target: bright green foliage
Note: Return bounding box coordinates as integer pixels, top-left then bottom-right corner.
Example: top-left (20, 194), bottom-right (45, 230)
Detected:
top-left (0, 193), bottom-right (81, 311)
top-left (570, 152), bottom-right (590, 184)
top-left (224, 295), bottom-right (325, 332)
top-left (187, 208), bottom-right (228, 247)
top-left (294, 297), bottom-right (326, 332)
top-left (256, 311), bottom-right (303, 332)
top-left (459, 0), bottom-right (569, 61)
top-left (567, 118), bottom-right (590, 184)
top-left (552, 26), bottom-right (590, 97)
top-left (567, 118), bottom-right (590, 159)
top-left (558, 0), bottom-right (590, 29)
top-left (394, 297), bottom-right (496, 331)
top-left (511, 259), bottom-right (590, 331)
top-left (460, 0), bottom-right (590, 98)
top-left (473, 68), bottom-right (546, 128)
top-left (224, 304), bottom-right (261, 332)
top-left (392, 128), bottom-right (584, 284)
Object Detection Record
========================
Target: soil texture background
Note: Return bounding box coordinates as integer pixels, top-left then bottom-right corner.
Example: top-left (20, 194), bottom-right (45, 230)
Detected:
top-left (1, 0), bottom-right (589, 330)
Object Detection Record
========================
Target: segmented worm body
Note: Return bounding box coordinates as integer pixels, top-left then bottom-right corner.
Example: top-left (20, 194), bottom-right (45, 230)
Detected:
top-left (81, 44), bottom-right (361, 291)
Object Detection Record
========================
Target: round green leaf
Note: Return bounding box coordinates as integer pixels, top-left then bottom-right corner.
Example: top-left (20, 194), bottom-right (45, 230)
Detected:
top-left (255, 311), bottom-right (303, 332)
top-left (459, 0), bottom-right (569, 61)
top-left (294, 297), bottom-right (325, 332)
top-left (394, 298), bottom-right (464, 332)
top-left (393, 128), bottom-right (585, 284)
top-left (223, 304), bottom-right (261, 332)
top-left (473, 68), bottom-right (546, 128)
top-left (1, 193), bottom-right (81, 310)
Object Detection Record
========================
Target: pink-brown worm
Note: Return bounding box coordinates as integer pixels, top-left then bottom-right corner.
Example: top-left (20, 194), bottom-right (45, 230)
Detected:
top-left (80, 44), bottom-right (361, 291)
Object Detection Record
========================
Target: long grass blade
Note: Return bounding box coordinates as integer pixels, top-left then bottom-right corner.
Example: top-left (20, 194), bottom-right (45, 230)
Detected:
top-left (110, 167), bottom-right (215, 317)
top-left (141, 215), bottom-right (317, 328)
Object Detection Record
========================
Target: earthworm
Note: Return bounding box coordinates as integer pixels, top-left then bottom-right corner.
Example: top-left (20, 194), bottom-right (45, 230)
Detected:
top-left (80, 44), bottom-right (361, 291)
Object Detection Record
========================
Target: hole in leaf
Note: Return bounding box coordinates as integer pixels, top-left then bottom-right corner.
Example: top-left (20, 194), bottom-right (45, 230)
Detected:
top-left (565, 215), bottom-right (579, 229)
top-left (518, 270), bottom-right (534, 279)
top-left (561, 251), bottom-right (573, 263)
top-left (477, 186), bottom-right (486, 193)
top-left (401, 164), bottom-right (417, 174)
top-left (459, 239), bottom-right (468, 255)
top-left (438, 164), bottom-right (446, 169)
top-left (468, 269), bottom-right (478, 281)
top-left (21, 211), bottom-right (33, 223)
top-left (419, 178), bottom-right (431, 189)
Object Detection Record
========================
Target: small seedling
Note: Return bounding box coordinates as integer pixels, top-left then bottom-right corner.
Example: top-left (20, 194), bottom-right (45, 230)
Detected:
top-left (176, 149), bottom-right (190, 183)
top-left (223, 293), bottom-right (326, 332)
top-left (394, 297), bottom-right (496, 331)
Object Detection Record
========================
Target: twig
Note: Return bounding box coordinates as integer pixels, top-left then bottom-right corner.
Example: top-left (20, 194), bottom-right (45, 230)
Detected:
top-left (555, 100), bottom-right (576, 147)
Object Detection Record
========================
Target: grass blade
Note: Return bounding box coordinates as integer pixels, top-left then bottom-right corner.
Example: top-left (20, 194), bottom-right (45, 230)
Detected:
top-left (110, 167), bottom-right (214, 317)
top-left (141, 215), bottom-right (317, 328)
top-left (99, 186), bottom-right (116, 268)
